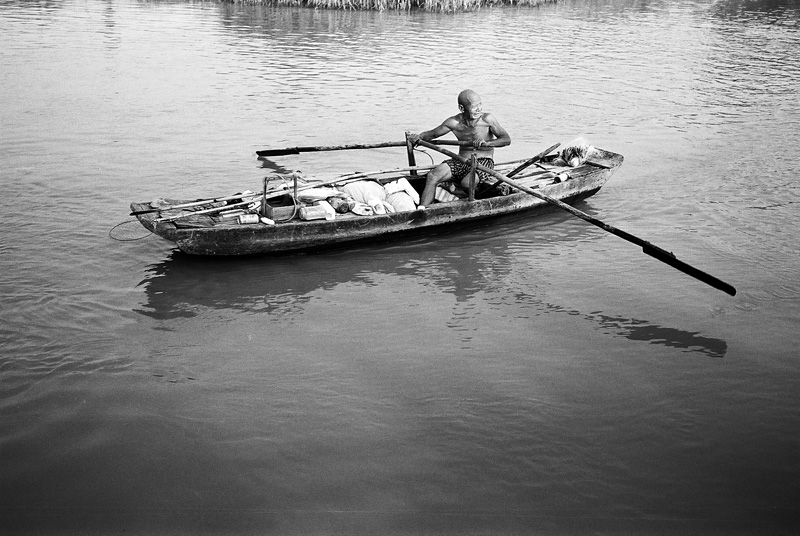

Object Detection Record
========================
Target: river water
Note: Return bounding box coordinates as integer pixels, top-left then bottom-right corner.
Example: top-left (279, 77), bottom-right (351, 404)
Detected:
top-left (1, 0), bottom-right (799, 533)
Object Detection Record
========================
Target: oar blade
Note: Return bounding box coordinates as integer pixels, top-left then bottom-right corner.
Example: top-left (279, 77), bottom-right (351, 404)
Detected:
top-left (130, 208), bottom-right (157, 216)
top-left (643, 245), bottom-right (736, 296)
top-left (256, 147), bottom-right (302, 157)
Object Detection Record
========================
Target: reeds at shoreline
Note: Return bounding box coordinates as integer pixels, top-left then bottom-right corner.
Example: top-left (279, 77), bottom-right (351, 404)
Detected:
top-left (228, 0), bottom-right (555, 12)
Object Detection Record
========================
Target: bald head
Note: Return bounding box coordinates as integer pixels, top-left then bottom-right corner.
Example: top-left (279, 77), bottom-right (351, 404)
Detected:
top-left (457, 89), bottom-right (483, 121)
top-left (457, 89), bottom-right (481, 108)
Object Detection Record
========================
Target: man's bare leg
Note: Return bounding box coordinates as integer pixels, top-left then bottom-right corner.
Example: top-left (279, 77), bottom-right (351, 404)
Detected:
top-left (419, 162), bottom-right (452, 207)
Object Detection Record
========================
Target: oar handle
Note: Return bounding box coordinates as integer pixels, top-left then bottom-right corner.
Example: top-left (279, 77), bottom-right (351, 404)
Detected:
top-left (415, 139), bottom-right (736, 296)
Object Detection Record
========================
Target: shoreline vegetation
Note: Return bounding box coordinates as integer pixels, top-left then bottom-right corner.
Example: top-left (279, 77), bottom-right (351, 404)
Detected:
top-left (226, 0), bottom-right (556, 11)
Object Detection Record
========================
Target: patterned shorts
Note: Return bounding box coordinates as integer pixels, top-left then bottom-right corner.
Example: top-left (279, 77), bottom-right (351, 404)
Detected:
top-left (446, 157), bottom-right (495, 185)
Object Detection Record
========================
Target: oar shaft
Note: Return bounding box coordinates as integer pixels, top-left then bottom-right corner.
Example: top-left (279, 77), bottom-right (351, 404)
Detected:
top-left (416, 139), bottom-right (736, 296)
top-left (153, 172), bottom-right (395, 223)
top-left (327, 163), bottom-right (437, 182)
top-left (150, 159), bottom-right (552, 222)
top-left (507, 143), bottom-right (561, 177)
top-left (130, 192), bottom-right (258, 216)
top-left (155, 197), bottom-right (259, 222)
top-left (257, 139), bottom-right (465, 158)
top-left (130, 174), bottom-right (315, 216)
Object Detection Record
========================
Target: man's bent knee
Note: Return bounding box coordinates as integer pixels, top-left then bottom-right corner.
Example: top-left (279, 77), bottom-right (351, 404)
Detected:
top-left (426, 163), bottom-right (451, 183)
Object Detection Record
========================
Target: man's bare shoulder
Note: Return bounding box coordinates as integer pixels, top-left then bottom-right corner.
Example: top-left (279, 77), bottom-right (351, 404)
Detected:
top-left (442, 115), bottom-right (462, 128)
top-left (481, 112), bottom-right (502, 125)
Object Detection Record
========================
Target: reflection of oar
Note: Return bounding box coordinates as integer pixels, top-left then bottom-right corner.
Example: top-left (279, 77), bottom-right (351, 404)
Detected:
top-left (257, 139), bottom-right (465, 157)
top-left (416, 139), bottom-right (736, 296)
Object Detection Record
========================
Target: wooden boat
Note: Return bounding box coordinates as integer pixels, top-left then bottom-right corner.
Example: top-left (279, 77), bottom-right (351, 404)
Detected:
top-left (130, 147), bottom-right (623, 256)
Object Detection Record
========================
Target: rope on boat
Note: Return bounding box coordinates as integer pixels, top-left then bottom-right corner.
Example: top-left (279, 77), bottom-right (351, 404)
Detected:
top-left (109, 219), bottom-right (153, 241)
top-left (413, 147), bottom-right (436, 165)
top-left (265, 175), bottom-right (300, 222)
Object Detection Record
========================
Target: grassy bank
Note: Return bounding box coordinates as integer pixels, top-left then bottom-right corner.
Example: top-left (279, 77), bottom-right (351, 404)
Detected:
top-left (228, 0), bottom-right (555, 12)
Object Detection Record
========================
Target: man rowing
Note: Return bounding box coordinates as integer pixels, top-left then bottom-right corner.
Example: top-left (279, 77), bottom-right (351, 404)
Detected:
top-left (408, 89), bottom-right (511, 207)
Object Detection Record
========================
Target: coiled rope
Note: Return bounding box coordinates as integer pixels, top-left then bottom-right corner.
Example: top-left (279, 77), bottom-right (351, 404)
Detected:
top-left (109, 220), bottom-right (153, 241)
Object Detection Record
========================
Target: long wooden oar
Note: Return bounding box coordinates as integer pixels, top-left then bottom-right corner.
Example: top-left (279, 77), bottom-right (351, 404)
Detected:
top-left (134, 163), bottom-right (444, 218)
top-left (416, 139), bottom-right (736, 296)
top-left (256, 139), bottom-right (466, 158)
top-left (477, 143), bottom-right (561, 197)
top-left (130, 192), bottom-right (262, 216)
top-left (149, 154), bottom-right (554, 223)
top-left (319, 163), bottom-right (437, 182)
top-left (154, 197), bottom-right (263, 222)
top-left (507, 143), bottom-right (561, 177)
top-left (153, 169), bottom-right (427, 223)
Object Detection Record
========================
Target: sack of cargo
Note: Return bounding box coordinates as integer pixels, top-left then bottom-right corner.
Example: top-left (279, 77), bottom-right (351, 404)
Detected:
top-left (384, 178), bottom-right (420, 205)
top-left (386, 191), bottom-right (416, 212)
top-left (340, 181), bottom-right (386, 204)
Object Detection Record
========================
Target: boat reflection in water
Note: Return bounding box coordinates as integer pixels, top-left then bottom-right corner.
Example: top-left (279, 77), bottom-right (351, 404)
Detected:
top-left (136, 206), bottom-right (727, 358)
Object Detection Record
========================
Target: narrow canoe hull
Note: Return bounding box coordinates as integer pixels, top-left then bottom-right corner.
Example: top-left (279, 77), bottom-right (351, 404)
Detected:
top-left (131, 149), bottom-right (622, 256)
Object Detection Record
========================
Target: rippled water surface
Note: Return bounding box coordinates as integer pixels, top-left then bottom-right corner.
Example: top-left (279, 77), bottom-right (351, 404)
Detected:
top-left (1, 0), bottom-right (799, 533)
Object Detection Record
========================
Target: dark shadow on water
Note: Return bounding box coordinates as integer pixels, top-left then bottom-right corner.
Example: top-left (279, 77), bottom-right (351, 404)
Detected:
top-left (134, 202), bottom-right (728, 358)
top-left (258, 157), bottom-right (295, 174)
top-left (590, 313), bottom-right (727, 358)
top-left (134, 204), bottom-right (587, 318)
top-left (502, 289), bottom-right (729, 359)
